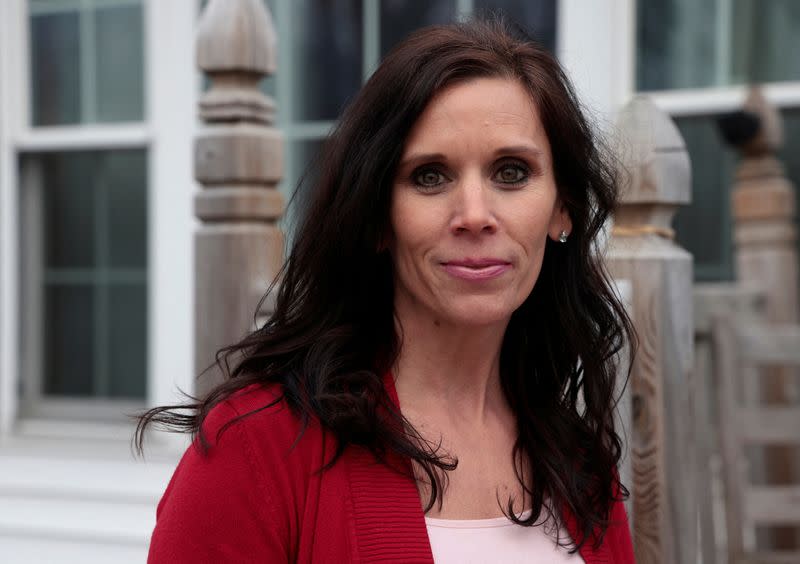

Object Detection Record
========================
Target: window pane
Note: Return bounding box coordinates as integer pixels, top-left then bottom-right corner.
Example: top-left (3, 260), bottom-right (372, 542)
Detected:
top-left (30, 10), bottom-right (81, 125)
top-left (41, 152), bottom-right (97, 268)
top-left (777, 109), bottom-right (800, 266)
top-left (106, 151), bottom-right (148, 268)
top-left (260, 0), bottom-right (277, 98)
top-left (733, 0), bottom-right (800, 84)
top-left (291, 0), bottom-right (362, 121)
top-left (474, 0), bottom-right (557, 52)
top-left (108, 283), bottom-right (147, 398)
top-left (289, 138), bottom-right (325, 196)
top-left (637, 0), bottom-right (800, 91)
top-left (44, 286), bottom-right (95, 396)
top-left (673, 116), bottom-right (737, 281)
top-left (380, 0), bottom-right (456, 57)
top-left (285, 138), bottom-right (325, 234)
top-left (36, 150), bottom-right (147, 269)
top-left (29, 0), bottom-right (145, 125)
top-left (779, 109), bottom-right (800, 187)
top-left (95, 3), bottom-right (145, 122)
top-left (21, 149), bottom-right (148, 400)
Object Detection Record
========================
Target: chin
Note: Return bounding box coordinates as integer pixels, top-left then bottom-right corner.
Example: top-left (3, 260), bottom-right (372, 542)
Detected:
top-left (441, 298), bottom-right (520, 328)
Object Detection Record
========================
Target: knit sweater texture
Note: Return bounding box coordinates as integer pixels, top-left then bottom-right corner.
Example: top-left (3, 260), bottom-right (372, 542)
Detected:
top-left (149, 379), bottom-right (635, 563)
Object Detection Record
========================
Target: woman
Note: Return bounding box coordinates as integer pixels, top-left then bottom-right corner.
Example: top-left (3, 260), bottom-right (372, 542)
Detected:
top-left (141, 19), bottom-right (636, 563)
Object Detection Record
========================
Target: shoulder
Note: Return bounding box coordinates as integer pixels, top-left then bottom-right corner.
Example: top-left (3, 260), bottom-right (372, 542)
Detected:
top-left (194, 382), bottom-right (328, 484)
top-left (200, 383), bottom-right (306, 452)
top-left (149, 383), bottom-right (321, 561)
top-left (161, 382), bottom-right (313, 504)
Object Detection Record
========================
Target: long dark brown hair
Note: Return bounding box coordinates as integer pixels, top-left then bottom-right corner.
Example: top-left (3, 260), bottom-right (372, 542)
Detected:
top-left (137, 19), bottom-right (634, 552)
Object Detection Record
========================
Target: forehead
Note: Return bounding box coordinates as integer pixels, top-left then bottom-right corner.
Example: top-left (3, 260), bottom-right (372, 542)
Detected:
top-left (401, 77), bottom-right (549, 155)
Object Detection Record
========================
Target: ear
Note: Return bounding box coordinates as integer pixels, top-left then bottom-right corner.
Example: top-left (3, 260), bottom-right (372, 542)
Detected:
top-left (548, 199), bottom-right (572, 242)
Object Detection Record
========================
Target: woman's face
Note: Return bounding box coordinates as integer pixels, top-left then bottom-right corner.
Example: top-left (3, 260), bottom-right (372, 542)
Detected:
top-left (389, 77), bottom-right (571, 329)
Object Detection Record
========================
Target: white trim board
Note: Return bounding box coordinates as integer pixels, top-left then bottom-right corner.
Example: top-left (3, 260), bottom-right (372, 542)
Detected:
top-left (558, 0), bottom-right (635, 123)
top-left (14, 124), bottom-right (150, 152)
top-left (145, 0), bottom-right (197, 407)
top-left (647, 82), bottom-right (800, 117)
top-left (0, 0), bottom-right (26, 436)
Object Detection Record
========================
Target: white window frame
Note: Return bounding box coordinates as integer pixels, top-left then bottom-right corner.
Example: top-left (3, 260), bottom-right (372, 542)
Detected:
top-left (0, 0), bottom-right (196, 440)
top-left (558, 0), bottom-right (636, 122)
top-left (626, 0), bottom-right (800, 117)
top-left (561, 0), bottom-right (800, 129)
top-left (647, 83), bottom-right (800, 117)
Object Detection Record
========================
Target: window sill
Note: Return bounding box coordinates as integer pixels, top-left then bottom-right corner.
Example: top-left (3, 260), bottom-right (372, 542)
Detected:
top-left (1, 419), bottom-right (188, 462)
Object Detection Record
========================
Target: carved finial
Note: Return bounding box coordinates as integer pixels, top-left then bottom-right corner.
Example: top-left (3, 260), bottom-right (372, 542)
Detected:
top-left (718, 87), bottom-right (783, 158)
top-left (742, 87), bottom-right (783, 155)
top-left (197, 0), bottom-right (277, 123)
top-left (728, 86), bottom-right (796, 250)
top-left (613, 96), bottom-right (691, 239)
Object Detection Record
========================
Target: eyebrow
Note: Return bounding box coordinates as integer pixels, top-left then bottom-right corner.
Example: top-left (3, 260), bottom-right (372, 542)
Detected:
top-left (397, 152), bottom-right (447, 171)
top-left (398, 145), bottom-right (545, 170)
top-left (493, 145), bottom-right (545, 159)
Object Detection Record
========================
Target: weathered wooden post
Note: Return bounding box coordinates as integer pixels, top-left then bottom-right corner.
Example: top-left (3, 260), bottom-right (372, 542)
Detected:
top-left (194, 0), bottom-right (284, 395)
top-left (727, 88), bottom-right (799, 326)
top-left (608, 97), bottom-right (696, 564)
top-left (722, 86), bottom-right (800, 549)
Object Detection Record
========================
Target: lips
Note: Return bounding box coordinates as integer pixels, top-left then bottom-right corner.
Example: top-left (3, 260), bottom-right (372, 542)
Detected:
top-left (441, 258), bottom-right (512, 281)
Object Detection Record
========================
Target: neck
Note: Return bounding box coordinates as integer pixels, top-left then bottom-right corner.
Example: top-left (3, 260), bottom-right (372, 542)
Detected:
top-left (391, 308), bottom-right (510, 424)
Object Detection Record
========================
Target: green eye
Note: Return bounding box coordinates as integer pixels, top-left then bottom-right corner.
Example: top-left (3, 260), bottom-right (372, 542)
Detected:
top-left (495, 165), bottom-right (527, 184)
top-left (413, 169), bottom-right (445, 187)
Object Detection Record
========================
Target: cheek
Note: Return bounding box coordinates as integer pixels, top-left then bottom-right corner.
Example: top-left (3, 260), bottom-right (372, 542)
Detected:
top-left (509, 203), bottom-right (556, 253)
top-left (389, 197), bottom-right (436, 254)
top-left (389, 205), bottom-right (421, 281)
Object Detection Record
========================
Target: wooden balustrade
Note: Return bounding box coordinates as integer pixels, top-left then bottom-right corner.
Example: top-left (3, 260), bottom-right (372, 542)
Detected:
top-left (712, 316), bottom-right (800, 563)
top-left (194, 0), bottom-right (284, 396)
top-left (724, 86), bottom-right (800, 551)
top-left (693, 283), bottom-right (767, 563)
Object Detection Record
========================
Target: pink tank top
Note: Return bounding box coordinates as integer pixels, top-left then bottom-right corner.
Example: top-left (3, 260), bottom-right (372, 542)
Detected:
top-left (425, 511), bottom-right (586, 563)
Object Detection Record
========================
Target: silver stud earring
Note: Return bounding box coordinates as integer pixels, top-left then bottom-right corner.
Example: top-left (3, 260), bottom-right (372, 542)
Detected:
top-left (558, 230), bottom-right (568, 243)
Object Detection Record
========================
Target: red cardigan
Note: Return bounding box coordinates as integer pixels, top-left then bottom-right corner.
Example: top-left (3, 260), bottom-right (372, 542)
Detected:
top-left (149, 380), bottom-right (635, 563)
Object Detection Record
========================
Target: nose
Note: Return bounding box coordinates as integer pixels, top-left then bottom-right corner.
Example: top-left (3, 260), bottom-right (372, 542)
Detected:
top-left (449, 176), bottom-right (497, 236)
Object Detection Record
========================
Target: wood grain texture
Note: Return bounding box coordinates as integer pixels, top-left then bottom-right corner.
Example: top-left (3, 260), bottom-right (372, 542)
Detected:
top-left (609, 97), bottom-right (696, 564)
